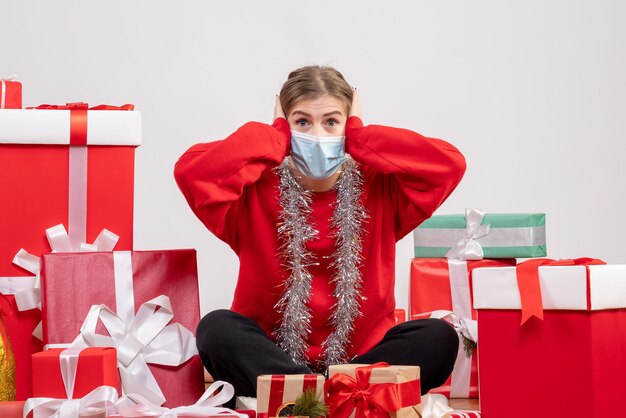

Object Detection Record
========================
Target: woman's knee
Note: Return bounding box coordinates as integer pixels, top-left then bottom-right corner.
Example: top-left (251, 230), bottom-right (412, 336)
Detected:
top-left (401, 318), bottom-right (459, 365)
top-left (424, 319), bottom-right (459, 382)
top-left (196, 309), bottom-right (241, 352)
top-left (426, 318), bottom-right (459, 355)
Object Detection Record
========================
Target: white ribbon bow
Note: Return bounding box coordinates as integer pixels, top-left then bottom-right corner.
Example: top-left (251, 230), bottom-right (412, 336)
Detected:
top-left (23, 385), bottom-right (119, 418)
top-left (116, 381), bottom-right (247, 418)
top-left (0, 74), bottom-right (18, 81)
top-left (6, 224), bottom-right (118, 339)
top-left (417, 394), bottom-right (454, 418)
top-left (445, 209), bottom-right (490, 260)
top-left (429, 310), bottom-right (478, 346)
top-left (70, 295), bottom-right (197, 406)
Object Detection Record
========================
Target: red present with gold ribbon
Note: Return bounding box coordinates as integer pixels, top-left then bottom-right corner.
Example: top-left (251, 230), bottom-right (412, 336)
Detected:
top-left (325, 363), bottom-right (421, 418)
top-left (0, 75), bottom-right (21, 109)
top-left (256, 374), bottom-right (324, 418)
top-left (40, 249), bottom-right (204, 408)
top-left (473, 258), bottom-right (626, 418)
top-left (32, 347), bottom-right (120, 399)
top-left (0, 102), bottom-right (140, 400)
top-left (409, 258), bottom-right (515, 399)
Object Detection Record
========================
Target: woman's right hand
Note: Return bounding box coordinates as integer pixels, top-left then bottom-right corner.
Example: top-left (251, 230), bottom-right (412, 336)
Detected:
top-left (273, 95), bottom-right (286, 122)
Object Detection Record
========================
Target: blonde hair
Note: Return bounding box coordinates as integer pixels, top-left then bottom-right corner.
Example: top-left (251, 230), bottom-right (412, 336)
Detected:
top-left (279, 65), bottom-right (353, 116)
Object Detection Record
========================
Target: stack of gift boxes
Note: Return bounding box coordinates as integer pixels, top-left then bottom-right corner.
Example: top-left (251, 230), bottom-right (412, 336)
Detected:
top-left (0, 78), bottom-right (232, 417)
top-left (411, 209), bottom-right (626, 418)
top-left (410, 210), bottom-right (546, 400)
top-left (3, 77), bottom-right (625, 418)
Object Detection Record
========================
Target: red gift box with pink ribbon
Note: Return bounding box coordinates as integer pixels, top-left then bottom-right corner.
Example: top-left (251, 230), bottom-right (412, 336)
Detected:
top-left (40, 249), bottom-right (205, 408)
top-left (409, 258), bottom-right (515, 398)
top-left (473, 258), bottom-right (626, 418)
top-left (0, 102), bottom-right (140, 400)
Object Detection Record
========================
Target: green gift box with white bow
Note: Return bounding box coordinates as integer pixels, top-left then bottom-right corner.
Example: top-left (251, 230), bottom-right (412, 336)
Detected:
top-left (413, 210), bottom-right (547, 259)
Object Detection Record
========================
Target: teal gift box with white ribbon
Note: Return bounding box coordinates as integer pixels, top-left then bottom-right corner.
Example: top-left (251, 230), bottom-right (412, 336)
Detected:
top-left (413, 209), bottom-right (546, 259)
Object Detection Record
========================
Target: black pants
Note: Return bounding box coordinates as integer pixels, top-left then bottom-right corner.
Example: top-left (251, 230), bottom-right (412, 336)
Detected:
top-left (197, 309), bottom-right (458, 399)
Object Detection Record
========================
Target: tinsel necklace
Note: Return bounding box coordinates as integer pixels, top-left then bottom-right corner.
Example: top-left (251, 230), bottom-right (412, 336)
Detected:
top-left (274, 156), bottom-right (368, 370)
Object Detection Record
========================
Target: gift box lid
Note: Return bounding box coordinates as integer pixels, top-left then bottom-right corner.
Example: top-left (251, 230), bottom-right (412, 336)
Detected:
top-left (0, 108), bottom-right (141, 146)
top-left (472, 264), bottom-right (626, 311)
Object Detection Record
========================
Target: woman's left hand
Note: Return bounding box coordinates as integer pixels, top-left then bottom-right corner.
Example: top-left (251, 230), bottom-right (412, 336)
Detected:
top-left (349, 87), bottom-right (362, 120)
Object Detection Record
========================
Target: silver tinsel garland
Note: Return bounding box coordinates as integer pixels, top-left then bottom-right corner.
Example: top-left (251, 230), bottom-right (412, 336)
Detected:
top-left (274, 156), bottom-right (367, 369)
top-left (321, 156), bottom-right (368, 366)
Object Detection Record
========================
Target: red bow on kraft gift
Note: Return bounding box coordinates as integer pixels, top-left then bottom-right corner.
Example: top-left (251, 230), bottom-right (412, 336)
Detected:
top-left (325, 363), bottom-right (421, 418)
top-left (27, 102), bottom-right (134, 145)
top-left (517, 257), bottom-right (606, 325)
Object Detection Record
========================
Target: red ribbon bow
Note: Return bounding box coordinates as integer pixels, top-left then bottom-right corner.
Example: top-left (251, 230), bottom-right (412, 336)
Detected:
top-left (516, 257), bottom-right (606, 325)
top-left (26, 102), bottom-right (134, 145)
top-left (325, 362), bottom-right (421, 418)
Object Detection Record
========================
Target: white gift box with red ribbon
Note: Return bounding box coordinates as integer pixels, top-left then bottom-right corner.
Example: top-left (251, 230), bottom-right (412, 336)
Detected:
top-left (472, 262), bottom-right (626, 418)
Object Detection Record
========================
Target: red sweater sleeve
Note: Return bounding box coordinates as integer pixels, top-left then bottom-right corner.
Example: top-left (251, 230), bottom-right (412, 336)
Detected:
top-left (174, 118), bottom-right (291, 251)
top-left (345, 116), bottom-right (466, 240)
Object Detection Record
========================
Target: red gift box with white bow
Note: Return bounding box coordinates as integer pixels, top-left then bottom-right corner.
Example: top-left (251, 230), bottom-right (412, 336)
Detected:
top-left (32, 347), bottom-right (120, 400)
top-left (40, 249), bottom-right (205, 408)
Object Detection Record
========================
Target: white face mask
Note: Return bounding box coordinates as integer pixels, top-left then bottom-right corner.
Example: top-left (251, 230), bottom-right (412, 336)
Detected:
top-left (290, 131), bottom-right (346, 179)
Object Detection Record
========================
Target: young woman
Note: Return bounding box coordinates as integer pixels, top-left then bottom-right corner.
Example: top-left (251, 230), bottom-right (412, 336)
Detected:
top-left (175, 65), bottom-right (466, 398)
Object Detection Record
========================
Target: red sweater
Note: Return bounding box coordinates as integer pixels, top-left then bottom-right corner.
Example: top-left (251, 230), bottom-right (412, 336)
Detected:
top-left (174, 116), bottom-right (466, 365)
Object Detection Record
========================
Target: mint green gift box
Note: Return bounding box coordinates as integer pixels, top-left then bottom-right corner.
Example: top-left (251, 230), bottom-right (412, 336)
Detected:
top-left (413, 211), bottom-right (546, 259)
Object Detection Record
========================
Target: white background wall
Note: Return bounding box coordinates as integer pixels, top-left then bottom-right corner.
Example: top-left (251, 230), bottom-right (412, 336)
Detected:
top-left (3, 1), bottom-right (625, 316)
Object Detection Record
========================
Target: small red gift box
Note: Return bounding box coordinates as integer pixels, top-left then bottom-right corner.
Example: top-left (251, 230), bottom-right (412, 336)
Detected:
top-left (0, 77), bottom-right (21, 109)
top-left (0, 103), bottom-right (140, 400)
top-left (473, 260), bottom-right (626, 418)
top-left (409, 258), bottom-right (515, 398)
top-left (32, 348), bottom-right (120, 399)
top-left (40, 249), bottom-right (204, 408)
top-left (256, 374), bottom-right (324, 418)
